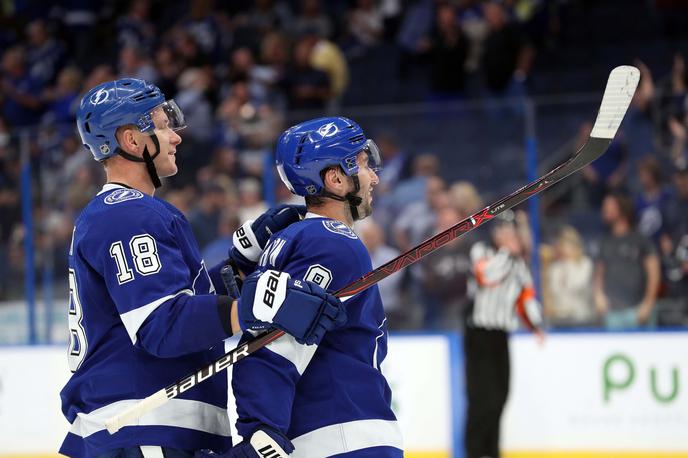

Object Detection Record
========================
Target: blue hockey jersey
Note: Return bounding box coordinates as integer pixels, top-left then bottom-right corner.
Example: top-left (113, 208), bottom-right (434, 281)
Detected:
top-left (60, 184), bottom-right (233, 457)
top-left (232, 213), bottom-right (403, 457)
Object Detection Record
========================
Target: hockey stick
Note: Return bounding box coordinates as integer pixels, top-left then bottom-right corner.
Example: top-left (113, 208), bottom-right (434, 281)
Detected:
top-left (104, 65), bottom-right (639, 434)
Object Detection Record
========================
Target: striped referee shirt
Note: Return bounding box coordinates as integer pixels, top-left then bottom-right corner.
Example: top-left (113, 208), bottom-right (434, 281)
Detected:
top-left (468, 241), bottom-right (542, 331)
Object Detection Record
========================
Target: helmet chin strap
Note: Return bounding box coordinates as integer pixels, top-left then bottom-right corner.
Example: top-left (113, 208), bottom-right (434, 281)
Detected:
top-left (320, 175), bottom-right (363, 221)
top-left (116, 134), bottom-right (163, 188)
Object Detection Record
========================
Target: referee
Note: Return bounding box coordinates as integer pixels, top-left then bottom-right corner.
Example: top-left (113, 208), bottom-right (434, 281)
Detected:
top-left (464, 214), bottom-right (543, 458)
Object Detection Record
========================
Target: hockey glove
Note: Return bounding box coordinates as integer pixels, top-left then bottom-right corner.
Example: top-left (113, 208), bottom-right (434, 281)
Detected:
top-left (239, 269), bottom-right (347, 345)
top-left (230, 204), bottom-right (306, 275)
top-left (226, 426), bottom-right (294, 458)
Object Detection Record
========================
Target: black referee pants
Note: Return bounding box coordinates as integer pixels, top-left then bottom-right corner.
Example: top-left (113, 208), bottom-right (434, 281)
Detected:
top-left (464, 326), bottom-right (510, 458)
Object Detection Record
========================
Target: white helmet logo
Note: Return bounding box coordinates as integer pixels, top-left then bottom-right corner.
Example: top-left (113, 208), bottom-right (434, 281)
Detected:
top-left (317, 122), bottom-right (339, 137)
top-left (90, 88), bottom-right (110, 105)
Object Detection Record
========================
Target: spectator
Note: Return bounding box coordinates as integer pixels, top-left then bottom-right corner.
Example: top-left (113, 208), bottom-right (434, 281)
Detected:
top-left (418, 204), bottom-right (475, 330)
top-left (396, 0), bottom-right (435, 79)
top-left (634, 155), bottom-right (671, 244)
top-left (197, 146), bottom-right (242, 183)
top-left (292, 0), bottom-right (333, 39)
top-left (55, 1), bottom-right (98, 66)
top-left (80, 65), bottom-right (116, 97)
top-left (305, 32), bottom-right (350, 108)
top-left (64, 164), bottom-right (98, 214)
top-left (0, 117), bottom-right (19, 299)
top-left (543, 226), bottom-right (595, 327)
top-left (594, 192), bottom-right (661, 329)
top-left (175, 67), bottom-right (214, 145)
top-left (183, 0), bottom-right (224, 60)
top-left (347, 0), bottom-right (385, 52)
top-left (580, 121), bottom-right (629, 205)
top-left (394, 176), bottom-right (450, 328)
top-left (660, 167), bottom-right (688, 323)
top-left (370, 132), bottom-right (413, 229)
top-left (386, 153), bottom-right (440, 225)
top-left (237, 177), bottom-right (268, 222)
top-left (228, 47), bottom-right (267, 102)
top-left (458, 0), bottom-right (488, 74)
top-left (241, 0), bottom-right (293, 34)
top-left (662, 167), bottom-right (688, 256)
top-left (116, 0), bottom-right (155, 52)
top-left (201, 210), bottom-right (240, 268)
top-left (188, 182), bottom-right (228, 249)
top-left (119, 45), bottom-right (158, 81)
top-left (25, 19), bottom-right (66, 86)
top-left (481, 1), bottom-right (534, 95)
top-left (357, 218), bottom-right (409, 327)
top-left (256, 30), bottom-right (291, 103)
top-left (666, 53), bottom-right (688, 168)
top-left (154, 45), bottom-right (183, 98)
top-left (173, 30), bottom-right (211, 69)
top-left (42, 66), bottom-right (82, 127)
top-left (57, 135), bottom-right (100, 209)
top-left (428, 3), bottom-right (469, 99)
top-left (393, 175), bottom-right (447, 251)
top-left (1, 46), bottom-right (43, 127)
top-left (375, 132), bottom-right (413, 193)
top-left (283, 36), bottom-right (331, 110)
top-left (449, 180), bottom-right (483, 219)
top-left (216, 78), bottom-right (282, 151)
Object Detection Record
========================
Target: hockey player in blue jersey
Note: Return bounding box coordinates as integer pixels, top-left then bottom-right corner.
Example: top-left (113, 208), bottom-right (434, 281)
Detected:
top-left (60, 79), bottom-right (347, 458)
top-left (228, 117), bottom-right (403, 457)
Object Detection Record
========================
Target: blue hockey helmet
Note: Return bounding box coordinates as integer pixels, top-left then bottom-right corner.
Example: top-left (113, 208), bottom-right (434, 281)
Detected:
top-left (275, 117), bottom-right (382, 196)
top-left (76, 78), bottom-right (185, 161)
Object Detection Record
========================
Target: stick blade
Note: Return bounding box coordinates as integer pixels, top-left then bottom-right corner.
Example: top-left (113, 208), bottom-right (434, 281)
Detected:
top-left (590, 65), bottom-right (640, 139)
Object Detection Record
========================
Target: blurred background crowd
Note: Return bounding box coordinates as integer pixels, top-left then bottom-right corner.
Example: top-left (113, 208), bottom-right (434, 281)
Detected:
top-left (1, 0), bottom-right (688, 340)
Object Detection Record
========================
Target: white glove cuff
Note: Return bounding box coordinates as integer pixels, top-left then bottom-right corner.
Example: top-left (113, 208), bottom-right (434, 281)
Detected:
top-left (233, 220), bottom-right (262, 261)
top-left (252, 270), bottom-right (291, 323)
top-left (250, 430), bottom-right (291, 457)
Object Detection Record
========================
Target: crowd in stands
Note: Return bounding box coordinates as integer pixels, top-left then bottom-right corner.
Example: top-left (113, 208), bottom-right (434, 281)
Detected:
top-left (1, 0), bottom-right (688, 333)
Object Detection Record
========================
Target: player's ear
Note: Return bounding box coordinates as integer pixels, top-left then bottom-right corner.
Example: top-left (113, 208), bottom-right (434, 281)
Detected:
top-left (115, 125), bottom-right (140, 154)
top-left (323, 167), bottom-right (344, 190)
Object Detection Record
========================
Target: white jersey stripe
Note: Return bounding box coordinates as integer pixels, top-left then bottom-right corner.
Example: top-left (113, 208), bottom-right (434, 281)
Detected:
top-left (291, 419), bottom-right (403, 457)
top-left (120, 289), bottom-right (193, 344)
top-left (140, 447), bottom-right (164, 458)
top-left (69, 398), bottom-right (231, 438)
top-left (266, 333), bottom-right (318, 375)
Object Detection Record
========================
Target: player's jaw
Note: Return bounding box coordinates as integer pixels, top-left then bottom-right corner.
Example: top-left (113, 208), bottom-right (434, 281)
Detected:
top-left (151, 129), bottom-right (182, 178)
top-left (355, 181), bottom-right (375, 220)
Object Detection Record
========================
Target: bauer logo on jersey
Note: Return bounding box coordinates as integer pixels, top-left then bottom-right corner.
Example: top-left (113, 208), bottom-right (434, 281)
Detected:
top-left (322, 220), bottom-right (358, 239)
top-left (104, 188), bottom-right (144, 205)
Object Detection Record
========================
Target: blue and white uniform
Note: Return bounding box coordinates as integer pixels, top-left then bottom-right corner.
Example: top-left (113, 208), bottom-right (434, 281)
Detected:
top-left (232, 213), bottom-right (403, 458)
top-left (60, 184), bottom-right (232, 457)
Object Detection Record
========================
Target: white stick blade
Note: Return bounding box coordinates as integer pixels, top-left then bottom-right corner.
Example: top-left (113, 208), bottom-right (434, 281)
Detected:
top-left (590, 65), bottom-right (640, 139)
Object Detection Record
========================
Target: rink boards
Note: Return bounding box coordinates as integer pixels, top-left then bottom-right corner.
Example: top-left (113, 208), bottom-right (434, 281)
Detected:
top-left (1, 331), bottom-right (687, 458)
